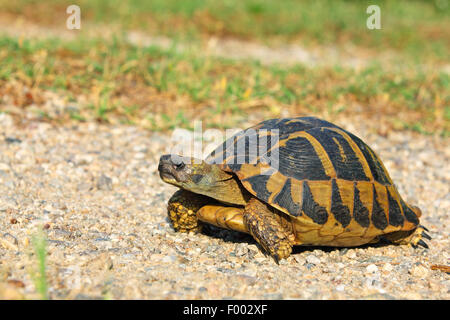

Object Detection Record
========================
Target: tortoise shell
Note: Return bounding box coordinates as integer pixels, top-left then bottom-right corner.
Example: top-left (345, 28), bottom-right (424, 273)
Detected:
top-left (206, 117), bottom-right (420, 243)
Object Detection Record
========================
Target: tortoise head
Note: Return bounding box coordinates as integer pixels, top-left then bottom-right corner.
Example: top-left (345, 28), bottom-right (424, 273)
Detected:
top-left (158, 154), bottom-right (248, 205)
top-left (158, 154), bottom-right (214, 189)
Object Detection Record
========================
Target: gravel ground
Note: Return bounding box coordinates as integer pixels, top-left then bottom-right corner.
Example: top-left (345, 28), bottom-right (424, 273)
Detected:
top-left (0, 111), bottom-right (448, 300)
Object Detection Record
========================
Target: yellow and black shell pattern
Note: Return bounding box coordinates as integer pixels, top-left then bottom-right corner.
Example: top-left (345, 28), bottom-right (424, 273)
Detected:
top-left (206, 117), bottom-right (421, 244)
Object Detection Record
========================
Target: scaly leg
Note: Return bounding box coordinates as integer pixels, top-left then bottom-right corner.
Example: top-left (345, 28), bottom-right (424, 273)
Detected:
top-left (243, 197), bottom-right (295, 262)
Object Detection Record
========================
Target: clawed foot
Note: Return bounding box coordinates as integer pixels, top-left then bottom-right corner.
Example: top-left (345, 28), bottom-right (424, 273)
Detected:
top-left (382, 225), bottom-right (431, 249)
top-left (409, 225), bottom-right (432, 249)
top-left (167, 190), bottom-right (209, 233)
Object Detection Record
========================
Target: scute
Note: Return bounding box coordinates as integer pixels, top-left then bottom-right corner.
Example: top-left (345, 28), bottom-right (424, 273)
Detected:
top-left (273, 178), bottom-right (302, 216)
top-left (256, 117), bottom-right (341, 138)
top-left (353, 182), bottom-right (371, 228)
top-left (306, 127), bottom-right (371, 181)
top-left (274, 136), bottom-right (331, 181)
top-left (301, 180), bottom-right (328, 224)
top-left (241, 174), bottom-right (272, 202)
top-left (331, 179), bottom-right (352, 228)
top-left (344, 131), bottom-right (393, 185)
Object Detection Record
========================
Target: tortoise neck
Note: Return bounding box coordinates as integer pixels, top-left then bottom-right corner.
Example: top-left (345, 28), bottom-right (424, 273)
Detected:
top-left (199, 165), bottom-right (249, 205)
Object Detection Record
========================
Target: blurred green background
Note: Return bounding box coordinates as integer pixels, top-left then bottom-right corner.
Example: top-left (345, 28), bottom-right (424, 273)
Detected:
top-left (0, 0), bottom-right (448, 134)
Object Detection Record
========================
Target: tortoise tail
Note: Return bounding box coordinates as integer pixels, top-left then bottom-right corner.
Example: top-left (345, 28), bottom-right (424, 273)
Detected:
top-left (410, 205), bottom-right (422, 218)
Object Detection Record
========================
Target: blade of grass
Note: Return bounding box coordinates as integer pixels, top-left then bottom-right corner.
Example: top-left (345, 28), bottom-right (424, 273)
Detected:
top-left (31, 228), bottom-right (48, 300)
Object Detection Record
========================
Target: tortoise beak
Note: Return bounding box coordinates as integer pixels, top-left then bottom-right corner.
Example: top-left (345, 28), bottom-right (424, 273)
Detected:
top-left (158, 155), bottom-right (176, 181)
top-left (158, 154), bottom-right (189, 183)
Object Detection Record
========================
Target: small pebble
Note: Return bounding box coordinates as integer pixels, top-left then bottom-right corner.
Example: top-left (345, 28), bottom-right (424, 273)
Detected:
top-left (294, 255), bottom-right (306, 264)
top-left (383, 263), bottom-right (393, 272)
top-left (97, 174), bottom-right (113, 191)
top-left (366, 264), bottom-right (379, 273)
top-left (162, 255), bottom-right (177, 263)
top-left (409, 265), bottom-right (429, 277)
top-left (336, 285), bottom-right (345, 292)
top-left (234, 244), bottom-right (248, 257)
top-left (306, 255), bottom-right (321, 265)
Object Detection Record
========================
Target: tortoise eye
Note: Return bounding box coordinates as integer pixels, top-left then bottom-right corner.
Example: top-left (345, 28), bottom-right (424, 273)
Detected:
top-left (174, 162), bottom-right (185, 170)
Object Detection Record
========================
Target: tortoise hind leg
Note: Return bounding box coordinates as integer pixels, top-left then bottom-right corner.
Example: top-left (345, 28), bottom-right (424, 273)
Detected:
top-left (167, 190), bottom-right (211, 233)
top-left (243, 197), bottom-right (295, 262)
top-left (381, 225), bottom-right (431, 248)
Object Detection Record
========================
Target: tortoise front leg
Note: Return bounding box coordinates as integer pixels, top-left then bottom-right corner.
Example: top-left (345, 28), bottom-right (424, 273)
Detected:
top-left (167, 190), bottom-right (211, 232)
top-left (199, 199), bottom-right (295, 261)
top-left (169, 190), bottom-right (249, 234)
top-left (197, 205), bottom-right (248, 234)
top-left (243, 197), bottom-right (295, 262)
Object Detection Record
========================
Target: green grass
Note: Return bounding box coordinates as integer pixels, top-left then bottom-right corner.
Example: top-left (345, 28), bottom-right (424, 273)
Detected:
top-left (1, 0), bottom-right (448, 62)
top-left (0, 35), bottom-right (447, 134)
top-left (31, 229), bottom-right (48, 300)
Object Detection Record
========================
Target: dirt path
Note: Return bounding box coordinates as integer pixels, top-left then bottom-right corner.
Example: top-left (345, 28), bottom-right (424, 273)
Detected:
top-left (0, 111), bottom-right (448, 299)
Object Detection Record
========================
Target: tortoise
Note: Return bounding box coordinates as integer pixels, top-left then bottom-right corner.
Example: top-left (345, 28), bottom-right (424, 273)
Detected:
top-left (158, 117), bottom-right (430, 261)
